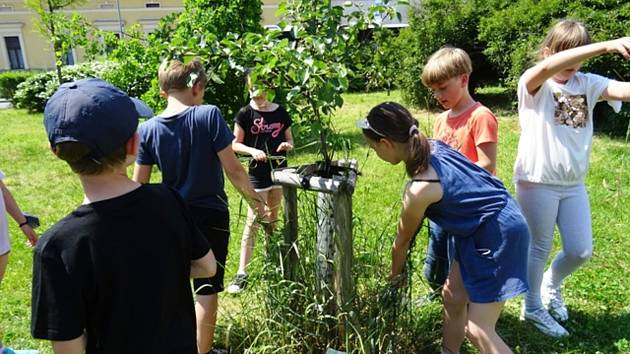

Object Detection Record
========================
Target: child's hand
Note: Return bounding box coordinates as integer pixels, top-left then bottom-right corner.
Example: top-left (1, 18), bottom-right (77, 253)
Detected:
top-left (276, 142), bottom-right (294, 152)
top-left (251, 149), bottom-right (267, 161)
top-left (605, 37), bottom-right (630, 60)
top-left (387, 272), bottom-right (408, 289)
top-left (20, 224), bottom-right (38, 247)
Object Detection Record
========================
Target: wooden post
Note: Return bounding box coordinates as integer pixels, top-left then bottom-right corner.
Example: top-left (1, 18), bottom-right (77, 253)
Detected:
top-left (316, 191), bottom-right (336, 297)
top-left (272, 159), bottom-right (358, 344)
top-left (333, 191), bottom-right (354, 314)
top-left (282, 186), bottom-right (298, 281)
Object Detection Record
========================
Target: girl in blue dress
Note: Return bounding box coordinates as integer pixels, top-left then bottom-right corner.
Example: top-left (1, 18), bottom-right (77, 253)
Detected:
top-left (358, 102), bottom-right (529, 354)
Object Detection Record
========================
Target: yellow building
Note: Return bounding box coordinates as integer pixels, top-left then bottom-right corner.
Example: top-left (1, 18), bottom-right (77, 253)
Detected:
top-left (0, 0), bottom-right (409, 71)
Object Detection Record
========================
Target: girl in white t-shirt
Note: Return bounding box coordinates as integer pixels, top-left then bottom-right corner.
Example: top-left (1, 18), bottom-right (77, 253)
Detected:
top-left (515, 20), bottom-right (630, 338)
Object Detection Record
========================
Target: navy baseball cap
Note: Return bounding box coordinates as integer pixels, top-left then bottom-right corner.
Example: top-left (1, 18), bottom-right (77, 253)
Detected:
top-left (44, 78), bottom-right (154, 159)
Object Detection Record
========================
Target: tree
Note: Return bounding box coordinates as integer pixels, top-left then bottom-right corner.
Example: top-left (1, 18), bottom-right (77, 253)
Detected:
top-left (26, 0), bottom-right (92, 83)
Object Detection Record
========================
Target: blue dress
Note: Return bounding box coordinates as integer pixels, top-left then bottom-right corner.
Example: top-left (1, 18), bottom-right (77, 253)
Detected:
top-left (421, 140), bottom-right (529, 303)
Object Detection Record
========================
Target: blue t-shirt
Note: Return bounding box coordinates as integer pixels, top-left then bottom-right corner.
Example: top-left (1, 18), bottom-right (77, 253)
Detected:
top-left (137, 105), bottom-right (234, 210)
top-left (424, 140), bottom-right (509, 237)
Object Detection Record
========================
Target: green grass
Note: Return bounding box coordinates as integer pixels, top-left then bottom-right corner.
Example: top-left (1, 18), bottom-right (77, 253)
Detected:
top-left (1, 91), bottom-right (629, 353)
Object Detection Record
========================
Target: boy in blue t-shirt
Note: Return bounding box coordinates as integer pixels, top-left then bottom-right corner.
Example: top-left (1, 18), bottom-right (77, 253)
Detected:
top-left (133, 58), bottom-right (265, 354)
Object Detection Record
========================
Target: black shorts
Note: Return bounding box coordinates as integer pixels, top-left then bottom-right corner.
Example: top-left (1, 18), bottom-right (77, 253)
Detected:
top-left (188, 206), bottom-right (230, 296)
top-left (249, 156), bottom-right (287, 190)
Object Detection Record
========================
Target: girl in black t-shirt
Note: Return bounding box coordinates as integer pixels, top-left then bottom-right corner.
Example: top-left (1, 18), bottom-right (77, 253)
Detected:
top-left (227, 74), bottom-right (294, 294)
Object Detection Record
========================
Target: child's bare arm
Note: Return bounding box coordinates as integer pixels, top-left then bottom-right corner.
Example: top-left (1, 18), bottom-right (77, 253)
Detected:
top-left (232, 123), bottom-right (267, 161)
top-left (132, 164), bottom-right (152, 184)
top-left (0, 180), bottom-right (38, 246)
top-left (391, 180), bottom-right (442, 279)
top-left (523, 37), bottom-right (630, 95)
top-left (277, 127), bottom-right (294, 152)
top-left (475, 142), bottom-right (497, 173)
top-left (190, 249), bottom-right (216, 278)
top-left (218, 145), bottom-right (265, 217)
top-left (601, 80), bottom-right (630, 101)
top-left (52, 334), bottom-right (86, 354)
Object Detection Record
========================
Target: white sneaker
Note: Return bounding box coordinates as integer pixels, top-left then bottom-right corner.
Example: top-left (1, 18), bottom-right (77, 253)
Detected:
top-left (226, 273), bottom-right (248, 294)
top-left (521, 307), bottom-right (569, 337)
top-left (541, 274), bottom-right (569, 322)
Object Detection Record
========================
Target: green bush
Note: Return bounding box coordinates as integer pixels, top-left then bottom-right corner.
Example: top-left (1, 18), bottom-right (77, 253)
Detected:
top-left (479, 0), bottom-right (630, 90)
top-left (594, 103), bottom-right (630, 139)
top-left (347, 28), bottom-right (408, 94)
top-left (13, 61), bottom-right (120, 113)
top-left (0, 70), bottom-right (37, 103)
top-left (398, 0), bottom-right (508, 109)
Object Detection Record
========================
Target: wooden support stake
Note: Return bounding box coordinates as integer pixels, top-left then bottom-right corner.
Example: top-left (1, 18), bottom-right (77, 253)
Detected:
top-left (282, 186), bottom-right (298, 281)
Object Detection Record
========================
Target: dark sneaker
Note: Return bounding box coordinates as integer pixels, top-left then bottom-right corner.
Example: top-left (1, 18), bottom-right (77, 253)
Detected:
top-left (226, 273), bottom-right (248, 294)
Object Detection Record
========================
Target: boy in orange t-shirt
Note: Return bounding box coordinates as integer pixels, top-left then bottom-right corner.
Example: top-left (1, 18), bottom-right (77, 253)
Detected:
top-left (420, 46), bottom-right (499, 354)
top-left (432, 102), bottom-right (497, 172)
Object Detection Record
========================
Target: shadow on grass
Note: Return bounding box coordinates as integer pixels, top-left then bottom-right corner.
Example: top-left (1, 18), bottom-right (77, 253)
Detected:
top-left (499, 310), bottom-right (630, 353)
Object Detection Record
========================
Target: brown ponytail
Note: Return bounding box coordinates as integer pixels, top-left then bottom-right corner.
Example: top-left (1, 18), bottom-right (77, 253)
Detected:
top-left (361, 102), bottom-right (432, 177)
top-left (406, 132), bottom-right (431, 178)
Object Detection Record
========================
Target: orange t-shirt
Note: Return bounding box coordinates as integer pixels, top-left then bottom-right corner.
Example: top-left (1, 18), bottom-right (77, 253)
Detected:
top-left (433, 102), bottom-right (498, 171)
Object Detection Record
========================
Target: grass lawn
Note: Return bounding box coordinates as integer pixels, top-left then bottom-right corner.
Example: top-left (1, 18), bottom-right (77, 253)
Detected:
top-left (1, 90), bottom-right (629, 353)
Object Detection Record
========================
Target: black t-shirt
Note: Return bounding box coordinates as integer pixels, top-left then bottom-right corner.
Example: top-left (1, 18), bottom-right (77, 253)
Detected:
top-left (234, 104), bottom-right (292, 175)
top-left (31, 184), bottom-right (210, 354)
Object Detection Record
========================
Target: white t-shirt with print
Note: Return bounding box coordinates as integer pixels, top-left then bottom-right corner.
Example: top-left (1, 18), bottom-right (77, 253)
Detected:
top-left (0, 170), bottom-right (9, 254)
top-left (514, 70), bottom-right (613, 185)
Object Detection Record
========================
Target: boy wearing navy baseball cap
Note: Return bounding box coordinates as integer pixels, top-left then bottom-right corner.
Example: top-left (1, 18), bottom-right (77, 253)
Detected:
top-left (31, 78), bottom-right (216, 354)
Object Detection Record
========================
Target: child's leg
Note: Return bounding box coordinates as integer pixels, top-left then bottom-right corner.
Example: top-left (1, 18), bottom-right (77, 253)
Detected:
top-left (236, 190), bottom-right (270, 274)
top-left (548, 184), bottom-right (592, 287)
top-left (442, 261), bottom-right (469, 354)
top-left (0, 251), bottom-right (8, 285)
top-left (467, 301), bottom-right (512, 354)
top-left (196, 294), bottom-right (218, 353)
top-left (265, 188), bottom-right (283, 229)
top-left (516, 182), bottom-right (560, 311)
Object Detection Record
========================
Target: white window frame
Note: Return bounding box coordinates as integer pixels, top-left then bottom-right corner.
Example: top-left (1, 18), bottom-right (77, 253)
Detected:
top-left (0, 22), bottom-right (28, 70)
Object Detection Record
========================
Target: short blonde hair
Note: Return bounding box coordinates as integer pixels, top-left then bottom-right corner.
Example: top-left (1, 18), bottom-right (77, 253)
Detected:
top-left (537, 20), bottom-right (591, 60)
top-left (421, 47), bottom-right (472, 87)
top-left (158, 58), bottom-right (208, 93)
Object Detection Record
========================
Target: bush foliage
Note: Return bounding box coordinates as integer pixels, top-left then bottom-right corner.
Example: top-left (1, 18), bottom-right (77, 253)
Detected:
top-left (0, 71), bottom-right (37, 104)
top-left (398, 0), bottom-right (507, 108)
top-left (13, 61), bottom-right (120, 112)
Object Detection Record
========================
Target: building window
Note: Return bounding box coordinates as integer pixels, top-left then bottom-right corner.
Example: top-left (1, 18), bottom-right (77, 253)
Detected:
top-left (0, 5), bottom-right (13, 12)
top-left (145, 2), bottom-right (160, 8)
top-left (99, 3), bottom-right (115, 9)
top-left (61, 49), bottom-right (75, 65)
top-left (4, 36), bottom-right (24, 69)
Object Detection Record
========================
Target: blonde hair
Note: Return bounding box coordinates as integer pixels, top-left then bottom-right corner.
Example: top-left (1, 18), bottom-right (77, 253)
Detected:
top-left (421, 47), bottom-right (472, 87)
top-left (158, 58), bottom-right (208, 93)
top-left (538, 20), bottom-right (591, 60)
